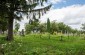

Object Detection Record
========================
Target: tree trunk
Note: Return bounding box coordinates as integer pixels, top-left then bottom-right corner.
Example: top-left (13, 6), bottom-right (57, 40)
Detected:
top-left (6, 18), bottom-right (14, 41)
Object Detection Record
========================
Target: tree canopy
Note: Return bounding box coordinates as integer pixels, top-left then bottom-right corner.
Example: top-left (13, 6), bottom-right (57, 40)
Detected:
top-left (0, 0), bottom-right (52, 41)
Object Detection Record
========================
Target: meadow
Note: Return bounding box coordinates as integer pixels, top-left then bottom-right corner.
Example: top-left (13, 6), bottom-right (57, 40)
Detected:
top-left (0, 34), bottom-right (85, 55)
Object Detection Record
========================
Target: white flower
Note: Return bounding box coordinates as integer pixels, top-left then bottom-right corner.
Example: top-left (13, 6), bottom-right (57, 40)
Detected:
top-left (9, 43), bottom-right (11, 44)
top-left (19, 44), bottom-right (22, 47)
top-left (1, 44), bottom-right (4, 48)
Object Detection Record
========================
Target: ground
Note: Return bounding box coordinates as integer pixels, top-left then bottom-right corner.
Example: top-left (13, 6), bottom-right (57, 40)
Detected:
top-left (0, 34), bottom-right (85, 55)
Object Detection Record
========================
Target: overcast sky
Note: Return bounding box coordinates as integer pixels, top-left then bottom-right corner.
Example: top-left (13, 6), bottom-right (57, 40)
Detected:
top-left (19, 0), bottom-right (85, 31)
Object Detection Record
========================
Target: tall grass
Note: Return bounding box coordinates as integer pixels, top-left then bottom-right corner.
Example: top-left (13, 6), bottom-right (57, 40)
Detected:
top-left (0, 34), bottom-right (85, 55)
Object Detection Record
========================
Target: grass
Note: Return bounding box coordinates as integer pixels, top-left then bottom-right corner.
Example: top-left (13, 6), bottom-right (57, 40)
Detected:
top-left (0, 34), bottom-right (85, 55)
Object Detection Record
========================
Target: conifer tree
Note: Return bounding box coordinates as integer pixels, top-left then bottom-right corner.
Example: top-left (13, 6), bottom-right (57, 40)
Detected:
top-left (0, 0), bottom-right (51, 41)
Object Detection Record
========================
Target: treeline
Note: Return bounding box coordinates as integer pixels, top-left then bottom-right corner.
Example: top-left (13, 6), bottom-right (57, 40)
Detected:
top-left (0, 18), bottom-right (85, 36)
top-left (25, 18), bottom-right (83, 35)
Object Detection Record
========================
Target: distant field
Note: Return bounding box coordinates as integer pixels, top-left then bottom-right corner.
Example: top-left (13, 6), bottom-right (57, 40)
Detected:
top-left (0, 34), bottom-right (85, 55)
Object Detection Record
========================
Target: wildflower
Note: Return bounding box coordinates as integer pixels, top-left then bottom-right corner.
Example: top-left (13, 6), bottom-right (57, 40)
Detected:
top-left (19, 44), bottom-right (22, 47)
top-left (9, 43), bottom-right (11, 45)
top-left (1, 44), bottom-right (4, 48)
top-left (18, 43), bottom-right (21, 45)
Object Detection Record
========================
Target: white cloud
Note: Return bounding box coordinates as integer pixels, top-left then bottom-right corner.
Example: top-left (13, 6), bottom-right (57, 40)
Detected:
top-left (50, 0), bottom-right (62, 4)
top-left (19, 4), bottom-right (85, 30)
top-left (50, 0), bottom-right (67, 4)
top-left (40, 4), bottom-right (85, 30)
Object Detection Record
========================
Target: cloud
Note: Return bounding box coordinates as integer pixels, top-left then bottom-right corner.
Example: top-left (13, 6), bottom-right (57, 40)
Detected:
top-left (50, 0), bottom-right (62, 4)
top-left (40, 4), bottom-right (85, 30)
top-left (50, 0), bottom-right (67, 4)
top-left (35, 0), bottom-right (67, 9)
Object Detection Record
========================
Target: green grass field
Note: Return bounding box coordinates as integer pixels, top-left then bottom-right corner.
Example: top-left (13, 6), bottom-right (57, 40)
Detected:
top-left (0, 34), bottom-right (85, 55)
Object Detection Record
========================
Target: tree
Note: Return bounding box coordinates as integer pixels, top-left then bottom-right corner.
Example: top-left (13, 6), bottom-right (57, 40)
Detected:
top-left (47, 18), bottom-right (50, 39)
top-left (25, 15), bottom-right (40, 34)
top-left (25, 23), bottom-right (34, 34)
top-left (47, 18), bottom-right (50, 33)
top-left (58, 23), bottom-right (66, 33)
top-left (72, 29), bottom-right (78, 36)
top-left (29, 14), bottom-right (40, 33)
top-left (39, 23), bottom-right (47, 33)
top-left (50, 21), bottom-right (59, 34)
top-left (81, 23), bottom-right (85, 31)
top-left (0, 0), bottom-right (51, 41)
top-left (0, 18), bottom-right (8, 34)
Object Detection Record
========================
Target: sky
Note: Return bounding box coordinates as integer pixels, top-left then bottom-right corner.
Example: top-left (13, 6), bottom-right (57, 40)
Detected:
top-left (19, 0), bottom-right (85, 31)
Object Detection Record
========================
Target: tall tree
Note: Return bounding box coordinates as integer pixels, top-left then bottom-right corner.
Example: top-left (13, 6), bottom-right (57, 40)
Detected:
top-left (47, 18), bottom-right (50, 33)
top-left (0, 0), bottom-right (51, 41)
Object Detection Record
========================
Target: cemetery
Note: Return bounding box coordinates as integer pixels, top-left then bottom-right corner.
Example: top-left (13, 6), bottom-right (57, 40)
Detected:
top-left (0, 0), bottom-right (85, 55)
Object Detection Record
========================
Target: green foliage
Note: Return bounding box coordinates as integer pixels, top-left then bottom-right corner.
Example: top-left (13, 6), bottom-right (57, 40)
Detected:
top-left (0, 0), bottom-right (51, 40)
top-left (72, 29), bottom-right (78, 34)
top-left (25, 20), bottom-right (40, 34)
top-left (47, 18), bottom-right (50, 33)
top-left (25, 21), bottom-right (79, 35)
top-left (39, 23), bottom-right (47, 33)
top-left (25, 14), bottom-right (41, 34)
top-left (50, 21), bottom-right (59, 34)
top-left (25, 24), bottom-right (34, 34)
top-left (58, 23), bottom-right (67, 33)
top-left (0, 18), bottom-right (8, 33)
top-left (15, 21), bottom-right (20, 31)
top-left (81, 23), bottom-right (85, 31)
top-left (25, 22), bottom-right (47, 34)
top-left (0, 34), bottom-right (85, 55)
top-left (47, 22), bottom-right (74, 34)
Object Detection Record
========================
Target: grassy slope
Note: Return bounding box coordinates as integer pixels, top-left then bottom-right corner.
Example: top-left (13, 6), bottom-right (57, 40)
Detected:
top-left (0, 34), bottom-right (85, 55)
